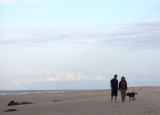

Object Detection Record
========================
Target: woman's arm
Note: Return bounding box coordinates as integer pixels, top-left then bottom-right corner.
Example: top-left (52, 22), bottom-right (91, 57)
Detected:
top-left (126, 81), bottom-right (128, 90)
top-left (119, 81), bottom-right (121, 90)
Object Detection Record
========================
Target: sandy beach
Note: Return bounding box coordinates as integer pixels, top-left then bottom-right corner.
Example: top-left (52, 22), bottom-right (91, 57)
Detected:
top-left (0, 86), bottom-right (160, 115)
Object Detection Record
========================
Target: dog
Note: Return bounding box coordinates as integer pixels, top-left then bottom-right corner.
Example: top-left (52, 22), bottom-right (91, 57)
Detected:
top-left (126, 92), bottom-right (137, 100)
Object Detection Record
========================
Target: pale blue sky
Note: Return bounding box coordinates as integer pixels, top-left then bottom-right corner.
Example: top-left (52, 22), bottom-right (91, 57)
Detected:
top-left (1, 0), bottom-right (160, 29)
top-left (0, 0), bottom-right (160, 90)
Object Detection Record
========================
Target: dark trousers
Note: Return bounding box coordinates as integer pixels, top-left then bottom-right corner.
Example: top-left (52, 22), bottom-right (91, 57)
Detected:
top-left (120, 88), bottom-right (126, 102)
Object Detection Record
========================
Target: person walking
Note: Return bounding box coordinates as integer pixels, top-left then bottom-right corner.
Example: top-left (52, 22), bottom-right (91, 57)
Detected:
top-left (110, 74), bottom-right (118, 103)
top-left (119, 76), bottom-right (127, 102)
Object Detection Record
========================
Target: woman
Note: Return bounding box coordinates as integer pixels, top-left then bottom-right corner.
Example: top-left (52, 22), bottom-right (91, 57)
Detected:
top-left (119, 76), bottom-right (127, 102)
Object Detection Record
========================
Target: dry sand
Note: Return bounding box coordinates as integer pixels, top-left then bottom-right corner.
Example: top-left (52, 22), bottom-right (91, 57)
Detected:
top-left (0, 86), bottom-right (160, 115)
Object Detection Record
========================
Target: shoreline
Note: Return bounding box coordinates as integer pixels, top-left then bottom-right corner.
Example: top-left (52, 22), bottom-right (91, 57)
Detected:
top-left (0, 86), bottom-right (159, 96)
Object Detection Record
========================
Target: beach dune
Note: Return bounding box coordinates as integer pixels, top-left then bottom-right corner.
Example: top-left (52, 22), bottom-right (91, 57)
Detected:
top-left (0, 86), bottom-right (160, 115)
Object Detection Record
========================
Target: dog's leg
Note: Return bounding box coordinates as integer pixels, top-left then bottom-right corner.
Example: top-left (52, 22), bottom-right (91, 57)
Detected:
top-left (132, 96), bottom-right (135, 100)
top-left (134, 97), bottom-right (136, 100)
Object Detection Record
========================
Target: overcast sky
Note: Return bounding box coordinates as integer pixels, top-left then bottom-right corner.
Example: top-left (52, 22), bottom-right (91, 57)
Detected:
top-left (0, 0), bottom-right (160, 90)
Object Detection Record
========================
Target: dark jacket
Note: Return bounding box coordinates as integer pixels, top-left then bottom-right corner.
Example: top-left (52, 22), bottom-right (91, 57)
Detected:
top-left (119, 80), bottom-right (127, 90)
top-left (110, 79), bottom-right (118, 91)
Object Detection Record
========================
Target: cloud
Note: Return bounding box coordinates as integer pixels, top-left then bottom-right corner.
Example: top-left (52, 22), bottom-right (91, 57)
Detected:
top-left (32, 72), bottom-right (107, 82)
top-left (133, 20), bottom-right (160, 26)
top-left (13, 80), bottom-right (20, 86)
top-left (76, 73), bottom-right (88, 80)
top-left (46, 76), bottom-right (60, 82)
top-left (95, 76), bottom-right (104, 81)
top-left (0, 0), bottom-right (42, 4)
top-left (1, 20), bottom-right (160, 49)
top-left (43, 72), bottom-right (88, 82)
top-left (0, 70), bottom-right (40, 75)
top-left (140, 78), bottom-right (148, 81)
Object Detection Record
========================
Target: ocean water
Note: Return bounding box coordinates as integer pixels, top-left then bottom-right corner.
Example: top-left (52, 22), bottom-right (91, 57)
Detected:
top-left (0, 90), bottom-right (80, 95)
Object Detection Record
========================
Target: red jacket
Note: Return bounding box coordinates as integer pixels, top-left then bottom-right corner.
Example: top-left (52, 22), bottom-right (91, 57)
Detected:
top-left (119, 80), bottom-right (127, 90)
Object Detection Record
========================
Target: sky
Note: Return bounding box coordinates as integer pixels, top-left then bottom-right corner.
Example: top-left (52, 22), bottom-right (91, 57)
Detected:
top-left (0, 0), bottom-right (160, 90)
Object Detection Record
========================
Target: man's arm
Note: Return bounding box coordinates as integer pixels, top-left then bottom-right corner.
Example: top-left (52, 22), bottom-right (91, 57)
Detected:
top-left (110, 80), bottom-right (112, 90)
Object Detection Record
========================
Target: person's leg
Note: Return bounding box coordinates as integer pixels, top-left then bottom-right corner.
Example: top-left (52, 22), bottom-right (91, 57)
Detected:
top-left (124, 89), bottom-right (126, 101)
top-left (111, 90), bottom-right (113, 103)
top-left (120, 89), bottom-right (123, 102)
top-left (115, 90), bottom-right (118, 103)
top-left (121, 89), bottom-right (125, 102)
top-left (123, 89), bottom-right (126, 102)
top-left (115, 96), bottom-right (117, 103)
top-left (111, 96), bottom-right (113, 103)
top-left (122, 89), bottom-right (126, 102)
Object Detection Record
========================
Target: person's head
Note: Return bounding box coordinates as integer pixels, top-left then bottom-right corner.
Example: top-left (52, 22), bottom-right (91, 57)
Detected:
top-left (114, 74), bottom-right (118, 79)
top-left (121, 76), bottom-right (125, 81)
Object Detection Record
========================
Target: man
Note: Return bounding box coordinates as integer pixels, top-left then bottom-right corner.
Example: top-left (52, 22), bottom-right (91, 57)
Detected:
top-left (110, 74), bottom-right (118, 103)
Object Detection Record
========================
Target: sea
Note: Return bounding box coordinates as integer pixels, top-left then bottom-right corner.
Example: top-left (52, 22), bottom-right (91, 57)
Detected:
top-left (0, 90), bottom-right (84, 95)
